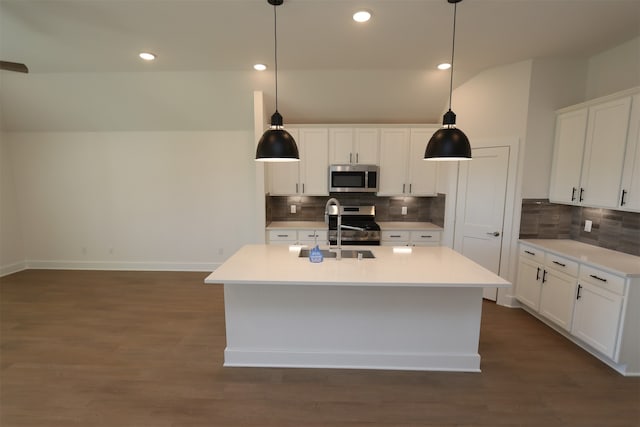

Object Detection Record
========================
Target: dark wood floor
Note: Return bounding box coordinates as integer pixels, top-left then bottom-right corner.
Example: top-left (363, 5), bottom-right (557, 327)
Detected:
top-left (1, 270), bottom-right (638, 427)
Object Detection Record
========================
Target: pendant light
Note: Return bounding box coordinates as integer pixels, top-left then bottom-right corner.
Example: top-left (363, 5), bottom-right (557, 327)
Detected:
top-left (424, 0), bottom-right (472, 161)
top-left (255, 0), bottom-right (300, 162)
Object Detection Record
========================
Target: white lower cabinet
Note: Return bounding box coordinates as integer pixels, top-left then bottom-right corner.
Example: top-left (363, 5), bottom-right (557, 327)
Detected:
top-left (381, 230), bottom-right (441, 246)
top-left (516, 241), bottom-right (639, 375)
top-left (515, 245), bottom-right (577, 331)
top-left (571, 266), bottom-right (625, 359)
top-left (267, 229), bottom-right (327, 246)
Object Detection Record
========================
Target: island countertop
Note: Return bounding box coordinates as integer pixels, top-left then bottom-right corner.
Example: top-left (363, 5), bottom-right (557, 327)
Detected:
top-left (205, 244), bottom-right (510, 288)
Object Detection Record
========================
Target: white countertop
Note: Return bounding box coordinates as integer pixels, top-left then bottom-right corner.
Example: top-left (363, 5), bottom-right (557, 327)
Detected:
top-left (266, 221), bottom-right (442, 231)
top-left (520, 239), bottom-right (640, 277)
top-left (378, 222), bottom-right (443, 231)
top-left (205, 244), bottom-right (510, 288)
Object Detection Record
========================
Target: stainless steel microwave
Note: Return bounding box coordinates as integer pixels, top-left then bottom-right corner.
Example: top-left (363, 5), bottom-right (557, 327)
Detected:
top-left (329, 164), bottom-right (379, 193)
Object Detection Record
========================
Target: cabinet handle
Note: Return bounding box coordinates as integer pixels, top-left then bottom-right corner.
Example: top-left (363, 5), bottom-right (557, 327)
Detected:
top-left (409, 183), bottom-right (412, 193)
top-left (579, 188), bottom-right (584, 202)
top-left (571, 187), bottom-right (577, 201)
top-left (576, 284), bottom-right (582, 300)
top-left (302, 183), bottom-right (305, 194)
top-left (589, 274), bottom-right (607, 283)
top-left (350, 153), bottom-right (353, 163)
top-left (277, 234), bottom-right (289, 238)
top-left (402, 184), bottom-right (406, 193)
top-left (356, 153), bottom-right (359, 163)
top-left (296, 183), bottom-right (299, 193)
top-left (524, 250), bottom-right (536, 256)
top-left (552, 260), bottom-right (566, 267)
top-left (621, 190), bottom-right (627, 206)
top-left (420, 235), bottom-right (432, 238)
top-left (536, 267), bottom-right (541, 281)
top-left (390, 235), bottom-right (402, 238)
top-left (542, 269), bottom-right (548, 283)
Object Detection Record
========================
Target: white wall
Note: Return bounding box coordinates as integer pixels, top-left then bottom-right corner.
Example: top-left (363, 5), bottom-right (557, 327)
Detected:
top-left (586, 36), bottom-right (640, 100)
top-left (6, 131), bottom-right (256, 271)
top-left (0, 134), bottom-right (25, 274)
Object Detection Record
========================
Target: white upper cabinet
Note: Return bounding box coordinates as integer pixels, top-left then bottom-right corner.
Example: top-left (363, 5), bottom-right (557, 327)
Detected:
top-left (378, 128), bottom-right (437, 196)
top-left (549, 89), bottom-right (637, 209)
top-left (549, 109), bottom-right (588, 204)
top-left (329, 128), bottom-right (379, 165)
top-left (267, 127), bottom-right (329, 196)
top-left (408, 129), bottom-right (438, 196)
top-left (378, 128), bottom-right (411, 195)
top-left (620, 93), bottom-right (640, 211)
top-left (580, 97), bottom-right (632, 208)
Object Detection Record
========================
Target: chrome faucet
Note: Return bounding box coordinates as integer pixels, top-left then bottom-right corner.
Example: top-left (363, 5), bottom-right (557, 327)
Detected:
top-left (324, 197), bottom-right (343, 260)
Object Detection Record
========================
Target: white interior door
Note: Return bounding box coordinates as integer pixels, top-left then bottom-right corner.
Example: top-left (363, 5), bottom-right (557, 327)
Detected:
top-left (455, 146), bottom-right (510, 301)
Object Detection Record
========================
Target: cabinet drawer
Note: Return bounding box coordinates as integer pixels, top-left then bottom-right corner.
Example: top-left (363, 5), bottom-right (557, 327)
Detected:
top-left (410, 230), bottom-right (441, 243)
top-left (298, 229), bottom-right (328, 242)
top-left (579, 265), bottom-right (625, 295)
top-left (381, 230), bottom-right (410, 242)
top-left (268, 230), bottom-right (297, 242)
top-left (520, 244), bottom-right (544, 262)
top-left (545, 253), bottom-right (578, 276)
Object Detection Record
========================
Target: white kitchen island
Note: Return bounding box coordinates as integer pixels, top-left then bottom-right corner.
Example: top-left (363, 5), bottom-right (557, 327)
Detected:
top-left (204, 244), bottom-right (511, 372)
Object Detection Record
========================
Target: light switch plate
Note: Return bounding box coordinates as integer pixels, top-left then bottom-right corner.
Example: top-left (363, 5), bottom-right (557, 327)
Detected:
top-left (401, 206), bottom-right (408, 215)
top-left (290, 204), bottom-right (297, 214)
top-left (584, 219), bottom-right (592, 232)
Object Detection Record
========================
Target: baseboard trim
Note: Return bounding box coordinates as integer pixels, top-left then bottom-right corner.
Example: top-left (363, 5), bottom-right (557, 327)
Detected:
top-left (0, 261), bottom-right (27, 277)
top-left (23, 260), bottom-right (221, 272)
top-left (498, 293), bottom-right (521, 308)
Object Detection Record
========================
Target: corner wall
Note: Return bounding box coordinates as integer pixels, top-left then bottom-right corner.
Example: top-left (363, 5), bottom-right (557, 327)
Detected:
top-left (586, 36), bottom-right (640, 100)
top-left (0, 133), bottom-right (25, 275)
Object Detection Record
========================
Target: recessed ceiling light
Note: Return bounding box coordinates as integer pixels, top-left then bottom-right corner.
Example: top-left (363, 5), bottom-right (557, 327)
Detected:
top-left (353, 10), bottom-right (371, 23)
top-left (139, 52), bottom-right (156, 61)
top-left (254, 63), bottom-right (267, 71)
top-left (437, 63), bottom-right (451, 70)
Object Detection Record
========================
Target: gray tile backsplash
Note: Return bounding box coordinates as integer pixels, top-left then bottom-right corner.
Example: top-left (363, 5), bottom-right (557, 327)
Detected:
top-left (520, 199), bottom-right (640, 256)
top-left (267, 194), bottom-right (445, 227)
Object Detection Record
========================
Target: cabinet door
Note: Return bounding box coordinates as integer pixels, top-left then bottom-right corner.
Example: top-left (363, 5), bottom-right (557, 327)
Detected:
top-left (299, 128), bottom-right (329, 196)
top-left (354, 128), bottom-right (379, 164)
top-left (515, 257), bottom-right (543, 311)
top-left (408, 128), bottom-right (438, 196)
top-left (267, 128), bottom-right (300, 195)
top-left (378, 128), bottom-right (410, 195)
top-left (581, 97), bottom-right (632, 208)
top-left (539, 269), bottom-right (577, 331)
top-left (620, 94), bottom-right (640, 212)
top-left (572, 281), bottom-right (623, 359)
top-left (329, 128), bottom-right (354, 164)
top-left (549, 109), bottom-right (588, 204)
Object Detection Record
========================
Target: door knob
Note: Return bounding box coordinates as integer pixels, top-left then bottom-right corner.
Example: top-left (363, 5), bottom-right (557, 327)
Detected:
top-left (487, 231), bottom-right (500, 237)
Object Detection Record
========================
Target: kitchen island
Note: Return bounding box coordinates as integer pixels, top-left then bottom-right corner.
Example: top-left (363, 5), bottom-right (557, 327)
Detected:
top-left (204, 244), bottom-right (510, 372)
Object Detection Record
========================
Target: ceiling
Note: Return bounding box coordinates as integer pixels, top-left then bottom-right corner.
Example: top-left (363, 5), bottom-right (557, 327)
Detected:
top-left (1, 0), bottom-right (639, 129)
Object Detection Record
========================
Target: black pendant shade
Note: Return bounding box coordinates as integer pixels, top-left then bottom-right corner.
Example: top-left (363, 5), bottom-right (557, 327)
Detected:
top-left (256, 112), bottom-right (300, 162)
top-left (255, 0), bottom-right (300, 162)
top-left (424, 0), bottom-right (472, 161)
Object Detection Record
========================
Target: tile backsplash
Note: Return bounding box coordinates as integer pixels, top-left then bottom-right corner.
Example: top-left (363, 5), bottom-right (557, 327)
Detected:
top-left (267, 194), bottom-right (446, 227)
top-left (520, 199), bottom-right (640, 256)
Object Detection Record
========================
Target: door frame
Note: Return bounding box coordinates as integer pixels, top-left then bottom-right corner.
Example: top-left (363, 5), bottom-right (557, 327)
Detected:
top-left (453, 137), bottom-right (523, 307)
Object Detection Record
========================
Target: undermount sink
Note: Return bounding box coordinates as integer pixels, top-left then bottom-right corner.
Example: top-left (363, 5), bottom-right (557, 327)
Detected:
top-left (298, 249), bottom-right (375, 259)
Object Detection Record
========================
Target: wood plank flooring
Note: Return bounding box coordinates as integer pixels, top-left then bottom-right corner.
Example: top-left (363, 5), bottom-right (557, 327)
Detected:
top-left (1, 269), bottom-right (639, 427)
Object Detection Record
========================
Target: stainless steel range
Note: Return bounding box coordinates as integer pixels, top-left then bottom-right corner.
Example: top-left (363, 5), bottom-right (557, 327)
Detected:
top-left (327, 205), bottom-right (381, 246)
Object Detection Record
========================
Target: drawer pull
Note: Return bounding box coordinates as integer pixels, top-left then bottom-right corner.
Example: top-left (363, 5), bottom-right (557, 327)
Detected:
top-left (536, 267), bottom-right (541, 281)
top-left (307, 234), bottom-right (316, 238)
top-left (571, 187), bottom-right (577, 201)
top-left (277, 234), bottom-right (289, 238)
top-left (524, 250), bottom-right (535, 256)
top-left (579, 188), bottom-right (584, 202)
top-left (390, 235), bottom-right (402, 238)
top-left (542, 269), bottom-right (548, 284)
top-left (420, 235), bottom-right (432, 238)
top-left (589, 274), bottom-right (607, 283)
top-left (552, 261), bottom-right (567, 267)
top-left (576, 284), bottom-right (582, 300)
top-left (621, 189), bottom-right (627, 206)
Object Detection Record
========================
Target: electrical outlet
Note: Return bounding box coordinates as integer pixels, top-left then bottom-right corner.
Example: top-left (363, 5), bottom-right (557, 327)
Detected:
top-left (290, 204), bottom-right (297, 214)
top-left (401, 206), bottom-right (408, 215)
top-left (584, 220), bottom-right (592, 232)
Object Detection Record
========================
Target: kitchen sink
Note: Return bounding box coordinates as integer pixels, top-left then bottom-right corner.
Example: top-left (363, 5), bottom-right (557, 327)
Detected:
top-left (298, 249), bottom-right (375, 259)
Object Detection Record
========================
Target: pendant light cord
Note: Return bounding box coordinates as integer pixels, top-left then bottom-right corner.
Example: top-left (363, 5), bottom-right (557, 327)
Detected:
top-left (273, 3), bottom-right (279, 112)
top-left (448, 2), bottom-right (457, 112)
